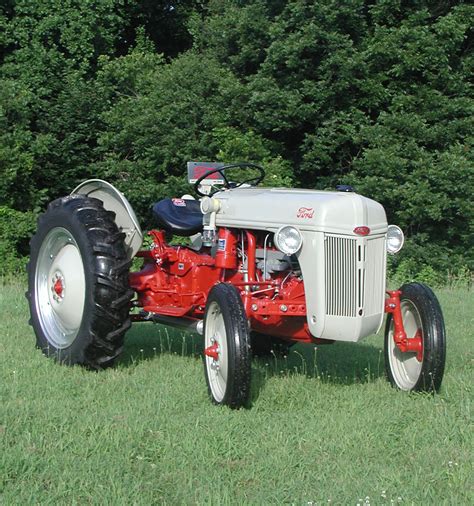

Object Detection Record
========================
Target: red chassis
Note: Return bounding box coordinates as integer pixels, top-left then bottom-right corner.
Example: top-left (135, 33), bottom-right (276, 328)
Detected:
top-left (129, 228), bottom-right (420, 358)
top-left (130, 228), bottom-right (313, 342)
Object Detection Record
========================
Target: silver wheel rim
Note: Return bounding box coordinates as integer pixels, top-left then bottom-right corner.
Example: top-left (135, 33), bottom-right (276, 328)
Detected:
top-left (388, 300), bottom-right (423, 390)
top-left (34, 227), bottom-right (86, 349)
top-left (205, 301), bottom-right (229, 402)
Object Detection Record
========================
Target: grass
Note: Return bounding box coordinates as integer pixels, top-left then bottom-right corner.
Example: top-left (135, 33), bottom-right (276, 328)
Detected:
top-left (1, 282), bottom-right (472, 504)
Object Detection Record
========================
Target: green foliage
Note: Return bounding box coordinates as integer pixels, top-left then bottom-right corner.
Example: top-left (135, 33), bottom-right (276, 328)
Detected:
top-left (0, 206), bottom-right (36, 274)
top-left (190, 0), bottom-right (274, 75)
top-left (0, 0), bottom-right (472, 281)
top-left (241, 0), bottom-right (473, 278)
top-left (92, 51), bottom-right (253, 225)
top-left (345, 3), bottom-right (474, 276)
top-left (212, 126), bottom-right (293, 187)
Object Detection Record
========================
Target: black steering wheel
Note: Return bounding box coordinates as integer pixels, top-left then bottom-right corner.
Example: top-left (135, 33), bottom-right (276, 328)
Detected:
top-left (194, 163), bottom-right (266, 196)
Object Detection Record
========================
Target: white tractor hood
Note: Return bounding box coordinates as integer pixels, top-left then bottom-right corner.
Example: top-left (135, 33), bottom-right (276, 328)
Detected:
top-left (213, 187), bottom-right (387, 235)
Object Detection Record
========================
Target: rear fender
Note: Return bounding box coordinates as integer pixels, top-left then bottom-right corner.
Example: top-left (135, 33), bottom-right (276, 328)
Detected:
top-left (72, 179), bottom-right (143, 259)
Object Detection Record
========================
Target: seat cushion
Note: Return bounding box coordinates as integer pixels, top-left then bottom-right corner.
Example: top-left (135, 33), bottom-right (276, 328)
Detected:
top-left (152, 198), bottom-right (203, 236)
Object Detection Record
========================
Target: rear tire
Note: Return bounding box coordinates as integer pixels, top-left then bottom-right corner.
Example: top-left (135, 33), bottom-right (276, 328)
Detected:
top-left (203, 283), bottom-right (251, 408)
top-left (384, 282), bottom-right (446, 392)
top-left (27, 195), bottom-right (133, 368)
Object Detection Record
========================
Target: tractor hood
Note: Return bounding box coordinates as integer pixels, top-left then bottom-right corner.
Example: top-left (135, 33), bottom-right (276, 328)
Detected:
top-left (213, 187), bottom-right (387, 235)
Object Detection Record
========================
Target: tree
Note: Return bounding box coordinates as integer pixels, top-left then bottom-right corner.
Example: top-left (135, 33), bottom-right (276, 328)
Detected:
top-left (0, 0), bottom-right (472, 279)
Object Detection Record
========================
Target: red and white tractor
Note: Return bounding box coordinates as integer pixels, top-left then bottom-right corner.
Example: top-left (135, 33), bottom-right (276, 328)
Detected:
top-left (27, 163), bottom-right (446, 408)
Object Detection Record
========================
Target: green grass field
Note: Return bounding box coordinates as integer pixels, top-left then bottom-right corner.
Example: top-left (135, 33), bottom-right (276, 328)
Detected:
top-left (1, 282), bottom-right (472, 504)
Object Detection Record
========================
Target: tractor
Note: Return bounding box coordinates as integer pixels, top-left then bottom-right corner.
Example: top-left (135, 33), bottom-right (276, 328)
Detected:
top-left (27, 162), bottom-right (446, 408)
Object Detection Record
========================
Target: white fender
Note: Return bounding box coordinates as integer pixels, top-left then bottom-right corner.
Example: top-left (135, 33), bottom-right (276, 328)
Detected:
top-left (72, 179), bottom-right (143, 259)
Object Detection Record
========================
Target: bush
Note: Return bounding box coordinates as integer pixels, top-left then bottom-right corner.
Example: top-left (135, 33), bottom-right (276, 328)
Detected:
top-left (0, 207), bottom-right (36, 275)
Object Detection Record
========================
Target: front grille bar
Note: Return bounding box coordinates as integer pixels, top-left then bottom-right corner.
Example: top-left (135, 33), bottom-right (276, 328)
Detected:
top-left (325, 235), bottom-right (358, 317)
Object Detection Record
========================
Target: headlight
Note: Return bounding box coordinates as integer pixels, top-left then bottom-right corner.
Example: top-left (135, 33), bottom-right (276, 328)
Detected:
top-left (274, 226), bottom-right (303, 255)
top-left (387, 225), bottom-right (404, 254)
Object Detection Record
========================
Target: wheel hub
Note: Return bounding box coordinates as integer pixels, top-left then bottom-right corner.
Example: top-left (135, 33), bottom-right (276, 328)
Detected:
top-left (35, 227), bottom-right (86, 349)
top-left (51, 272), bottom-right (65, 302)
top-left (204, 302), bottom-right (229, 402)
top-left (397, 329), bottom-right (423, 362)
top-left (204, 340), bottom-right (219, 361)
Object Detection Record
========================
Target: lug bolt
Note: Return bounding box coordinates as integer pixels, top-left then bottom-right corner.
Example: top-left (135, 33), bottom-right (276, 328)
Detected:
top-left (280, 304), bottom-right (288, 312)
top-left (251, 304), bottom-right (258, 311)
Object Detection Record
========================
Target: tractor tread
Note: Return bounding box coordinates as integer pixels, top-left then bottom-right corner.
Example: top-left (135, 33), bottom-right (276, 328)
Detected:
top-left (27, 194), bottom-right (132, 369)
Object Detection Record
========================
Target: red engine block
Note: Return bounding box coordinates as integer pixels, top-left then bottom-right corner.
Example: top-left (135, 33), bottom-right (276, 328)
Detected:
top-left (129, 229), bottom-right (322, 343)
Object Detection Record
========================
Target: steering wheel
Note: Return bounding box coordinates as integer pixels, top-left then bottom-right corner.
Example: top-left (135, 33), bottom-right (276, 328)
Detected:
top-left (194, 163), bottom-right (266, 196)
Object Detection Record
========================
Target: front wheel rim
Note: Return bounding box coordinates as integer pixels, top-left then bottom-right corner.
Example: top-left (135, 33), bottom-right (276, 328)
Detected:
top-left (34, 227), bottom-right (86, 349)
top-left (205, 301), bottom-right (229, 402)
top-left (388, 300), bottom-right (424, 390)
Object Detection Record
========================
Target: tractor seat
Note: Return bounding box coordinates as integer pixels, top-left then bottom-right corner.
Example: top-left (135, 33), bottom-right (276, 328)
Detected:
top-left (152, 198), bottom-right (203, 236)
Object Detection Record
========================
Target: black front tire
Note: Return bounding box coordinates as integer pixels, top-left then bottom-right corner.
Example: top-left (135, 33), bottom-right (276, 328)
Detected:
top-left (27, 195), bottom-right (133, 368)
top-left (203, 283), bottom-right (251, 408)
top-left (384, 282), bottom-right (446, 392)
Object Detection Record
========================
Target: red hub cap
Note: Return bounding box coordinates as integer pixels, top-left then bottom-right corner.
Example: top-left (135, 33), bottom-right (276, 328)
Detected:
top-left (204, 342), bottom-right (219, 361)
top-left (53, 278), bottom-right (63, 297)
top-left (51, 274), bottom-right (65, 301)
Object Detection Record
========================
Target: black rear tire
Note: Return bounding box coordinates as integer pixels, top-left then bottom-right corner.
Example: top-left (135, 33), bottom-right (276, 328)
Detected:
top-left (384, 282), bottom-right (446, 392)
top-left (27, 195), bottom-right (133, 368)
top-left (203, 283), bottom-right (251, 408)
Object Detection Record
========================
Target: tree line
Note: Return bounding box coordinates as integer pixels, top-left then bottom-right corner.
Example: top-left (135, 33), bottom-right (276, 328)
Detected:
top-left (0, 0), bottom-right (472, 283)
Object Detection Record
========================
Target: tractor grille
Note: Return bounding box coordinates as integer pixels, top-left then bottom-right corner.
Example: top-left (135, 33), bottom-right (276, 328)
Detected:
top-left (324, 236), bottom-right (358, 317)
top-left (324, 234), bottom-right (386, 318)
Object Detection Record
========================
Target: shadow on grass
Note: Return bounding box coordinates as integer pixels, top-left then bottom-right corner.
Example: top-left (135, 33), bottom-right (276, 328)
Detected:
top-left (250, 340), bottom-right (385, 403)
top-left (120, 322), bottom-right (386, 402)
top-left (117, 322), bottom-right (204, 367)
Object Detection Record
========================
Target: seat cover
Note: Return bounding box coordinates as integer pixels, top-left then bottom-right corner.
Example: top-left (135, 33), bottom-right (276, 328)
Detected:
top-left (152, 198), bottom-right (203, 236)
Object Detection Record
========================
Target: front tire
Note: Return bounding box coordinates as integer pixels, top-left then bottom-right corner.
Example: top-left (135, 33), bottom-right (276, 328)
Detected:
top-left (203, 283), bottom-right (251, 408)
top-left (27, 195), bottom-right (132, 368)
top-left (385, 282), bottom-right (446, 392)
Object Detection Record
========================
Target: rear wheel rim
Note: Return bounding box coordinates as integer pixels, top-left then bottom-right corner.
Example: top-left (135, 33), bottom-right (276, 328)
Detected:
top-left (35, 227), bottom-right (86, 349)
top-left (388, 300), bottom-right (423, 390)
top-left (205, 301), bottom-right (229, 402)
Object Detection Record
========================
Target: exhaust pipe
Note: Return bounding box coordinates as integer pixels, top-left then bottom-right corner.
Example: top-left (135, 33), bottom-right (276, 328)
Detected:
top-left (140, 311), bottom-right (204, 335)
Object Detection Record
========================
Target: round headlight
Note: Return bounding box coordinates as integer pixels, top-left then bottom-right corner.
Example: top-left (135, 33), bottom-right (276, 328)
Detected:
top-left (387, 225), bottom-right (404, 254)
top-left (274, 226), bottom-right (303, 255)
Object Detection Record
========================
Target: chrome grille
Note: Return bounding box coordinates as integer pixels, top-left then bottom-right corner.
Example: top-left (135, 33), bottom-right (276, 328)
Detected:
top-left (325, 234), bottom-right (386, 318)
top-left (324, 235), bottom-right (357, 317)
